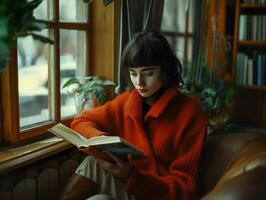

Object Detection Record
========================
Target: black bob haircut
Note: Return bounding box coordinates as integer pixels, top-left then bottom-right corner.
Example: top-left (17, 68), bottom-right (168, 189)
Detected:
top-left (121, 30), bottom-right (184, 87)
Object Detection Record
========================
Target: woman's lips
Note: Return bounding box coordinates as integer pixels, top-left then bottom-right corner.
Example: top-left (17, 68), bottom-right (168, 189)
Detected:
top-left (138, 89), bottom-right (148, 93)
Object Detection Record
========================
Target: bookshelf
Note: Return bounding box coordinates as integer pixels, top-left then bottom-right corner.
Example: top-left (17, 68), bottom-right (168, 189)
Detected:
top-left (230, 0), bottom-right (266, 129)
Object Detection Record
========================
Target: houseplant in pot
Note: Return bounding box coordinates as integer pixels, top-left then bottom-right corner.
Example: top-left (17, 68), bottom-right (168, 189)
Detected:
top-left (182, 57), bottom-right (238, 135)
top-left (62, 76), bottom-right (115, 113)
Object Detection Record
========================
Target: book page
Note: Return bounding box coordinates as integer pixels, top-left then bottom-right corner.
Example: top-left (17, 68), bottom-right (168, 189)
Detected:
top-left (49, 123), bottom-right (111, 148)
top-left (49, 124), bottom-right (147, 160)
top-left (49, 123), bottom-right (88, 147)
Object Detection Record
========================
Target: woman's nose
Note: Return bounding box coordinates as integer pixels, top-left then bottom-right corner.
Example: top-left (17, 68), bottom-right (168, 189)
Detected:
top-left (136, 74), bottom-right (145, 86)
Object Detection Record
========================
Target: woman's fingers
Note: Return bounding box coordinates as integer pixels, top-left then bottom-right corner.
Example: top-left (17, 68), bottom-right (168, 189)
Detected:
top-left (96, 158), bottom-right (116, 172)
top-left (107, 153), bottom-right (124, 166)
top-left (96, 154), bottom-right (133, 181)
top-left (127, 153), bottom-right (133, 162)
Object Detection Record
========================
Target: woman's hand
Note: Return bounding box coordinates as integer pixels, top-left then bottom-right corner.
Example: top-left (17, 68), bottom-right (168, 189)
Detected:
top-left (96, 153), bottom-right (134, 182)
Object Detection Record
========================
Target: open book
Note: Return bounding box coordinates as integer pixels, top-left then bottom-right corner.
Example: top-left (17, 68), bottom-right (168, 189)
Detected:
top-left (48, 123), bottom-right (147, 162)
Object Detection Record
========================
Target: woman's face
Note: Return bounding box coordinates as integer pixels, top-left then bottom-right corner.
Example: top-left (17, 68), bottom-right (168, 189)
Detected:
top-left (129, 66), bottom-right (163, 97)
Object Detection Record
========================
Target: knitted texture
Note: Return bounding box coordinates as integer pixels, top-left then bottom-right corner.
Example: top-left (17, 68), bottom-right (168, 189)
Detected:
top-left (71, 87), bottom-right (207, 200)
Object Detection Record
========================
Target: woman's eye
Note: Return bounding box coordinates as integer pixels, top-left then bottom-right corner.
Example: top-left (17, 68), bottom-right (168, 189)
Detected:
top-left (145, 71), bottom-right (154, 76)
top-left (130, 73), bottom-right (137, 77)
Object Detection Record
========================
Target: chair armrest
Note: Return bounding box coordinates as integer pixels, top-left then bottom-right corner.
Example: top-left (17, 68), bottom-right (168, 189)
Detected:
top-left (201, 167), bottom-right (266, 200)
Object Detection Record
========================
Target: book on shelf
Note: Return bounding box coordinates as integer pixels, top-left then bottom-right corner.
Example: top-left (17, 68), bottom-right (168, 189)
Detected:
top-left (257, 54), bottom-right (266, 86)
top-left (247, 58), bottom-right (254, 85)
top-left (239, 15), bottom-right (247, 40)
top-left (236, 52), bottom-right (266, 86)
top-left (252, 51), bottom-right (258, 85)
top-left (239, 14), bottom-right (266, 41)
top-left (236, 53), bottom-right (246, 85)
top-left (49, 123), bottom-right (147, 162)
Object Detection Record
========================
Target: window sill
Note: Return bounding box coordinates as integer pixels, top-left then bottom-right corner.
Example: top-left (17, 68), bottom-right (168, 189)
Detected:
top-left (0, 136), bottom-right (73, 175)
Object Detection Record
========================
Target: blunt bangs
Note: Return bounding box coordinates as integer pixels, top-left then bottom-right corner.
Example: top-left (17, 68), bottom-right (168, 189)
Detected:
top-left (121, 31), bottom-right (184, 86)
top-left (122, 37), bottom-right (163, 68)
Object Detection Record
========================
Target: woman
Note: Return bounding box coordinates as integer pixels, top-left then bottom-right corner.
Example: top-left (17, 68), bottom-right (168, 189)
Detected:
top-left (59, 31), bottom-right (206, 200)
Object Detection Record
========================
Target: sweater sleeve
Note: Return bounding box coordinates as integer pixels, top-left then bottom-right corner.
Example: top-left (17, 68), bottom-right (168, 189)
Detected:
top-left (126, 107), bottom-right (207, 200)
top-left (71, 93), bottom-right (127, 139)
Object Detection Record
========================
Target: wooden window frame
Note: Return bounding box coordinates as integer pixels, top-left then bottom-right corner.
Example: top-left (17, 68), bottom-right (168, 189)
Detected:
top-left (0, 1), bottom-right (118, 174)
top-left (0, 1), bottom-right (91, 145)
top-left (161, 31), bottom-right (194, 67)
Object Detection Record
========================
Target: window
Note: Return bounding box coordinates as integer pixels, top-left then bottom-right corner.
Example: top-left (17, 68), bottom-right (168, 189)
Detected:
top-left (161, 0), bottom-right (196, 71)
top-left (1, 0), bottom-right (90, 144)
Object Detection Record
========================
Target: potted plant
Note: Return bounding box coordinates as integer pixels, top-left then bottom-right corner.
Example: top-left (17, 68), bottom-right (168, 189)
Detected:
top-left (182, 57), bottom-right (239, 135)
top-left (62, 76), bottom-right (115, 113)
top-left (0, 0), bottom-right (53, 74)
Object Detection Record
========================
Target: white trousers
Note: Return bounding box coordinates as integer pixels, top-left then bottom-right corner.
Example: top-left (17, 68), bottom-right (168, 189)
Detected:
top-left (75, 156), bottom-right (136, 200)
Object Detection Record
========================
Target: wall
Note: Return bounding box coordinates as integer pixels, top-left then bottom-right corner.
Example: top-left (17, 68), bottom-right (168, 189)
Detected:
top-left (88, 0), bottom-right (120, 82)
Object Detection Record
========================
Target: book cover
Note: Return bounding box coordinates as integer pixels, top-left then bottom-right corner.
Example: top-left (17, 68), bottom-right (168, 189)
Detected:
top-left (236, 53), bottom-right (246, 85)
top-left (48, 123), bottom-right (147, 162)
top-left (257, 54), bottom-right (263, 86)
top-left (247, 58), bottom-right (254, 86)
top-left (239, 15), bottom-right (247, 41)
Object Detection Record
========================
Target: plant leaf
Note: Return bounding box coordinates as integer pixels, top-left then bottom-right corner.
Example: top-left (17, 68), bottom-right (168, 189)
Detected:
top-left (27, 19), bottom-right (50, 31)
top-left (62, 78), bottom-right (80, 89)
top-left (103, 0), bottom-right (113, 6)
top-left (26, 0), bottom-right (43, 11)
top-left (92, 86), bottom-right (106, 104)
top-left (0, 18), bottom-right (8, 37)
top-left (30, 33), bottom-right (54, 44)
top-left (103, 80), bottom-right (115, 86)
top-left (92, 76), bottom-right (104, 85)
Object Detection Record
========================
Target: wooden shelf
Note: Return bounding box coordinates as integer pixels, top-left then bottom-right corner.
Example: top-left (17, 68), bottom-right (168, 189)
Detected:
top-left (241, 3), bottom-right (266, 8)
top-left (237, 85), bottom-right (266, 90)
top-left (238, 41), bottom-right (266, 51)
top-left (239, 40), bottom-right (266, 46)
top-left (240, 4), bottom-right (266, 14)
top-left (229, 0), bottom-right (266, 129)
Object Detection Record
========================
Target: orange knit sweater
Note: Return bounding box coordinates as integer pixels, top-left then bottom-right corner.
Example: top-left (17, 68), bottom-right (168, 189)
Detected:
top-left (71, 87), bottom-right (207, 200)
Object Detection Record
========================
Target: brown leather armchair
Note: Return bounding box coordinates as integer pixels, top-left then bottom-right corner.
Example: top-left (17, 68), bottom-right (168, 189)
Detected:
top-left (198, 132), bottom-right (266, 200)
top-left (59, 132), bottom-right (266, 200)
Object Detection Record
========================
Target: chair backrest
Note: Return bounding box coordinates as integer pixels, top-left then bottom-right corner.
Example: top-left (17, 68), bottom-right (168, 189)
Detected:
top-left (197, 132), bottom-right (266, 198)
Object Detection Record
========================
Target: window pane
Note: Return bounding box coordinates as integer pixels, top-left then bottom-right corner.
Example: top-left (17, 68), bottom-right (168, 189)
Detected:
top-left (59, 0), bottom-right (88, 22)
top-left (161, 0), bottom-right (178, 31)
top-left (181, 37), bottom-right (194, 77)
top-left (161, 0), bottom-right (190, 32)
top-left (175, 37), bottom-right (185, 67)
top-left (187, 37), bottom-right (193, 64)
top-left (60, 30), bottom-right (86, 118)
top-left (165, 36), bottom-right (185, 65)
top-left (18, 30), bottom-right (54, 129)
top-left (161, 0), bottom-right (195, 33)
top-left (32, 0), bottom-right (53, 20)
top-left (188, 0), bottom-right (195, 33)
